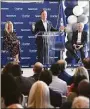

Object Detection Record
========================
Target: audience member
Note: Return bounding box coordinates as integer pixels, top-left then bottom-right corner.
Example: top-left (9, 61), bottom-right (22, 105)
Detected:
top-left (39, 69), bottom-right (62, 107)
top-left (57, 59), bottom-right (73, 85)
top-left (49, 63), bottom-right (67, 96)
top-left (39, 69), bottom-right (52, 85)
top-left (28, 62), bottom-right (43, 82)
top-left (1, 73), bottom-right (22, 108)
top-left (72, 96), bottom-right (89, 108)
top-left (7, 104), bottom-right (23, 108)
top-left (11, 63), bottom-right (33, 95)
top-left (27, 81), bottom-right (52, 108)
top-left (83, 57), bottom-right (90, 78)
top-left (68, 66), bottom-right (89, 94)
top-left (2, 62), bottom-right (14, 75)
top-left (2, 62), bottom-right (32, 96)
top-left (78, 79), bottom-right (90, 98)
top-left (60, 101), bottom-right (72, 109)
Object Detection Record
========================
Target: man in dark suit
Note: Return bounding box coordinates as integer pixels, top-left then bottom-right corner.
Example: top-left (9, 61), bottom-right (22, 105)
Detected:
top-left (66, 23), bottom-right (87, 63)
top-left (34, 9), bottom-right (57, 63)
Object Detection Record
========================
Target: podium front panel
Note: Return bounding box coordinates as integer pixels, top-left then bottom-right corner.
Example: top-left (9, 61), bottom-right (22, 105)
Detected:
top-left (35, 32), bottom-right (65, 66)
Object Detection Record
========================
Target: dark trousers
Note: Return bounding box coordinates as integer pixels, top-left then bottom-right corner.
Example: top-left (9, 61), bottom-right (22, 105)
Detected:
top-left (65, 41), bottom-right (85, 61)
top-left (37, 44), bottom-right (48, 64)
top-left (37, 45), bottom-right (43, 63)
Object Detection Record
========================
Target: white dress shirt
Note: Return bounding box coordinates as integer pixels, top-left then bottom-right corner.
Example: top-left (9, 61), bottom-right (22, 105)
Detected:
top-left (49, 75), bottom-right (67, 96)
top-left (42, 20), bottom-right (47, 32)
top-left (77, 32), bottom-right (82, 44)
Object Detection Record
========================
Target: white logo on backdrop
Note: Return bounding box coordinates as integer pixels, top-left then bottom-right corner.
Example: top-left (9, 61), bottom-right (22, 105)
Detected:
top-left (22, 43), bottom-right (30, 46)
top-left (14, 22), bottom-right (23, 24)
top-left (6, 15), bottom-right (16, 17)
top-left (14, 8), bottom-right (23, 11)
top-left (22, 15), bottom-right (30, 18)
top-left (28, 8), bottom-right (38, 10)
top-left (1, 8), bottom-right (9, 10)
top-left (21, 29), bottom-right (31, 31)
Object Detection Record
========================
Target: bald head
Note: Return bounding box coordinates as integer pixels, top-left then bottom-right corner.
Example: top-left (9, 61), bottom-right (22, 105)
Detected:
top-left (57, 60), bottom-right (66, 64)
top-left (33, 62), bottom-right (43, 74)
top-left (57, 60), bottom-right (67, 72)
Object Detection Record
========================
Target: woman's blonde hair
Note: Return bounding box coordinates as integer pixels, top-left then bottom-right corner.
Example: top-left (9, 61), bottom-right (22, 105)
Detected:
top-left (27, 81), bottom-right (51, 108)
top-left (74, 66), bottom-right (89, 81)
top-left (5, 21), bottom-right (13, 33)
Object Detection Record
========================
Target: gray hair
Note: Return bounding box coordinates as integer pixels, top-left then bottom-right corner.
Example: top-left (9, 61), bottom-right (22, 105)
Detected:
top-left (74, 66), bottom-right (89, 81)
top-left (77, 22), bottom-right (84, 29)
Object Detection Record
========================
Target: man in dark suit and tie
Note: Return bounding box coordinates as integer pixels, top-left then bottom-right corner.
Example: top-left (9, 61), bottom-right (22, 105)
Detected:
top-left (34, 9), bottom-right (57, 63)
top-left (66, 23), bottom-right (87, 63)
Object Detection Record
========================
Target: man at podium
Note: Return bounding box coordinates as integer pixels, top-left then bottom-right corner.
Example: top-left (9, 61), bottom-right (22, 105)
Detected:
top-left (34, 9), bottom-right (57, 63)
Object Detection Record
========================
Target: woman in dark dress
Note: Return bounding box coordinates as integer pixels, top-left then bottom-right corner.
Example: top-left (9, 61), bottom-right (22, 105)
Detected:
top-left (3, 21), bottom-right (20, 63)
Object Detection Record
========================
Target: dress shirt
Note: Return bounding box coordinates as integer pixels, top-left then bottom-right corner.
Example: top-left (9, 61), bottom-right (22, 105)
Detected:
top-left (49, 75), bottom-right (67, 96)
top-left (77, 32), bottom-right (82, 44)
top-left (42, 20), bottom-right (47, 32)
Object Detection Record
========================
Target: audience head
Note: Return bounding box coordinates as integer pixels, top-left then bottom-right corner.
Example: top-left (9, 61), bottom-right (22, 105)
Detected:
top-left (1, 73), bottom-right (21, 107)
top-left (39, 69), bottom-right (52, 85)
top-left (10, 62), bottom-right (23, 77)
top-left (5, 21), bottom-right (13, 33)
top-left (83, 58), bottom-right (90, 69)
top-left (78, 79), bottom-right (90, 98)
top-left (50, 63), bottom-right (60, 76)
top-left (74, 66), bottom-right (89, 87)
top-left (28, 81), bottom-right (51, 108)
top-left (33, 62), bottom-right (43, 74)
top-left (7, 104), bottom-right (23, 108)
top-left (72, 96), bottom-right (89, 108)
top-left (77, 22), bottom-right (84, 32)
top-left (40, 9), bottom-right (47, 21)
top-left (2, 62), bottom-right (13, 75)
top-left (2, 62), bottom-right (22, 77)
top-left (57, 59), bottom-right (67, 72)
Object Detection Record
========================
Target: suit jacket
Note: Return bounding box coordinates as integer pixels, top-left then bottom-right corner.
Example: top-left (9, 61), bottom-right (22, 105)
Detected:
top-left (15, 76), bottom-right (32, 95)
top-left (58, 71), bottom-right (73, 85)
top-left (72, 30), bottom-right (87, 46)
top-left (34, 19), bottom-right (56, 34)
top-left (49, 88), bottom-right (62, 107)
top-left (34, 20), bottom-right (57, 48)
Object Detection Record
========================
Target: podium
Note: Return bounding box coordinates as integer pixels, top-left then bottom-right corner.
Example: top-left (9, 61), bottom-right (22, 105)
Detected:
top-left (35, 31), bottom-right (65, 65)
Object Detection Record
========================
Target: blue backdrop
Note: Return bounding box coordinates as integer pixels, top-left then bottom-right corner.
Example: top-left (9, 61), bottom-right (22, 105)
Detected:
top-left (1, 1), bottom-right (62, 68)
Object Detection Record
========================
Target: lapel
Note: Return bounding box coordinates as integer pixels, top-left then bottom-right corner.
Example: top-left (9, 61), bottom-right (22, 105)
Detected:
top-left (76, 30), bottom-right (84, 42)
top-left (47, 21), bottom-right (50, 31)
top-left (75, 30), bottom-right (78, 40)
top-left (81, 31), bottom-right (84, 41)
